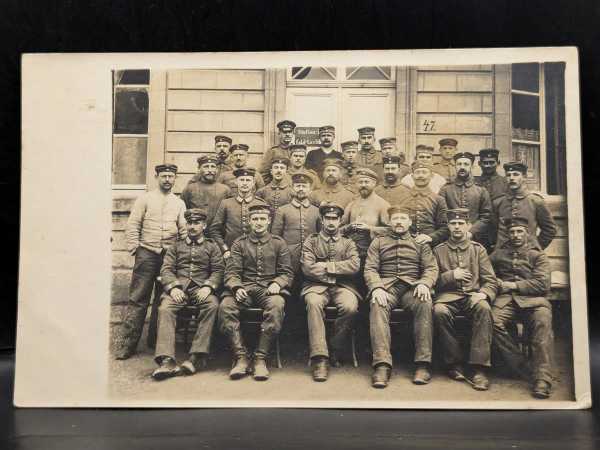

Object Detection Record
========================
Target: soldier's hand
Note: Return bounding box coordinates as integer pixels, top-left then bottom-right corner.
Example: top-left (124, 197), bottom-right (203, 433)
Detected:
top-left (453, 268), bottom-right (473, 282)
top-left (371, 288), bottom-right (390, 307)
top-left (267, 283), bottom-right (281, 295)
top-left (312, 262), bottom-right (328, 278)
top-left (414, 234), bottom-right (432, 245)
top-left (193, 286), bottom-right (212, 304)
top-left (413, 284), bottom-right (431, 302)
top-left (235, 288), bottom-right (249, 302)
top-left (170, 288), bottom-right (186, 304)
top-left (223, 250), bottom-right (231, 260)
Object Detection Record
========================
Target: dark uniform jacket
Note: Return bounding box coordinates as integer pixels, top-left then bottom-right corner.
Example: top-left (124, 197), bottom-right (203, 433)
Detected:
top-left (208, 195), bottom-right (268, 253)
top-left (300, 232), bottom-right (362, 299)
top-left (433, 239), bottom-right (498, 304)
top-left (309, 183), bottom-right (356, 210)
top-left (475, 173), bottom-right (508, 201)
top-left (492, 186), bottom-right (557, 250)
top-left (260, 145), bottom-right (292, 176)
top-left (356, 148), bottom-right (384, 179)
top-left (160, 237), bottom-right (224, 294)
top-left (271, 198), bottom-right (321, 271)
top-left (340, 161), bottom-right (360, 194)
top-left (255, 180), bottom-right (294, 216)
top-left (490, 241), bottom-right (551, 309)
top-left (305, 148), bottom-right (343, 174)
top-left (180, 176), bottom-right (232, 227)
top-left (433, 159), bottom-right (457, 182)
top-left (438, 176), bottom-right (492, 240)
top-left (224, 233), bottom-right (293, 296)
top-left (364, 231), bottom-right (439, 298)
top-left (399, 188), bottom-right (449, 246)
top-left (374, 180), bottom-right (411, 206)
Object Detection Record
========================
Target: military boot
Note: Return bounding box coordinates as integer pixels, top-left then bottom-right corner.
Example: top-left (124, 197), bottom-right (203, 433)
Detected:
top-left (253, 332), bottom-right (274, 381)
top-left (228, 330), bottom-right (250, 380)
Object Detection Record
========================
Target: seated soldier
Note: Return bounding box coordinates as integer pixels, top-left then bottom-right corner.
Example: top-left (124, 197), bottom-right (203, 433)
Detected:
top-left (218, 205), bottom-right (293, 381)
top-left (432, 208), bottom-right (498, 391)
top-left (152, 208), bottom-right (224, 380)
top-left (364, 206), bottom-right (439, 388)
top-left (301, 202), bottom-right (361, 382)
top-left (490, 216), bottom-right (554, 399)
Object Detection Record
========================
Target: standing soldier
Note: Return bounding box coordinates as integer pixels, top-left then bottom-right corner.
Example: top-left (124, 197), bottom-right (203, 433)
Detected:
top-left (209, 168), bottom-right (268, 261)
top-left (475, 148), bottom-right (508, 202)
top-left (438, 152), bottom-right (492, 245)
top-left (287, 144), bottom-right (321, 190)
top-left (180, 155), bottom-right (232, 229)
top-left (356, 126), bottom-right (383, 175)
top-left (375, 156), bottom-right (412, 206)
top-left (433, 138), bottom-right (458, 182)
top-left (399, 161), bottom-right (449, 247)
top-left (256, 157), bottom-right (294, 218)
top-left (490, 216), bottom-right (555, 399)
top-left (364, 206), bottom-right (439, 388)
top-left (217, 144), bottom-right (265, 195)
top-left (260, 120), bottom-right (296, 183)
top-left (432, 208), bottom-right (498, 391)
top-left (400, 145), bottom-right (448, 194)
top-left (115, 164), bottom-right (187, 360)
top-left (301, 202), bottom-right (361, 381)
top-left (218, 205), bottom-right (293, 381)
top-left (305, 125), bottom-right (342, 174)
top-left (309, 158), bottom-right (355, 210)
top-left (378, 137), bottom-right (410, 180)
top-left (152, 208), bottom-right (224, 380)
top-left (492, 161), bottom-right (557, 250)
top-left (213, 135), bottom-right (233, 178)
top-left (339, 140), bottom-right (360, 194)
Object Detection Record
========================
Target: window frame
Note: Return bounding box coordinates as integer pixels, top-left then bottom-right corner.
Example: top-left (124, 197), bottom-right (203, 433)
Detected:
top-left (286, 66), bottom-right (396, 88)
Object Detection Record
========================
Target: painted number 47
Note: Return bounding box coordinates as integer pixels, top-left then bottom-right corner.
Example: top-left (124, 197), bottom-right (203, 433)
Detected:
top-left (422, 120), bottom-right (436, 132)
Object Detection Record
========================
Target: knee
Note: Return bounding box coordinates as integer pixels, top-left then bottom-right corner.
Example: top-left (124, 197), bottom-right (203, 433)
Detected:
top-left (338, 297), bottom-right (359, 316)
top-left (218, 297), bottom-right (236, 315)
top-left (413, 298), bottom-right (433, 314)
top-left (205, 295), bottom-right (220, 312)
top-left (473, 300), bottom-right (492, 315)
top-left (158, 296), bottom-right (176, 314)
top-left (266, 295), bottom-right (286, 313)
top-left (532, 308), bottom-right (553, 328)
top-left (305, 294), bottom-right (324, 310)
top-left (433, 303), bottom-right (451, 319)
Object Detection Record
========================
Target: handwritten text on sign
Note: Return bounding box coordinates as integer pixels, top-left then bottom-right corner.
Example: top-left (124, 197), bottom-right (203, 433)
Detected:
top-left (294, 127), bottom-right (321, 146)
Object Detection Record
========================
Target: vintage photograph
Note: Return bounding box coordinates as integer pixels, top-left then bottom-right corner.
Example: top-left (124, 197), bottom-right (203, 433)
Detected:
top-left (107, 59), bottom-right (577, 405)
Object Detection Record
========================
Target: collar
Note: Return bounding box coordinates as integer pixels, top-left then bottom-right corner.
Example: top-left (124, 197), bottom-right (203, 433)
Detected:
top-left (236, 194), bottom-right (255, 203)
top-left (507, 186), bottom-right (528, 200)
top-left (320, 231), bottom-right (340, 242)
top-left (446, 238), bottom-right (471, 251)
top-left (454, 176), bottom-right (474, 187)
top-left (269, 179), bottom-right (290, 189)
top-left (359, 147), bottom-right (376, 155)
top-left (249, 233), bottom-right (272, 244)
top-left (186, 236), bottom-right (204, 245)
top-left (479, 172), bottom-right (500, 181)
top-left (292, 198), bottom-right (311, 208)
top-left (389, 230), bottom-right (410, 240)
top-left (440, 159), bottom-right (455, 166)
top-left (382, 179), bottom-right (401, 188)
top-left (323, 182), bottom-right (343, 194)
top-left (411, 187), bottom-right (431, 197)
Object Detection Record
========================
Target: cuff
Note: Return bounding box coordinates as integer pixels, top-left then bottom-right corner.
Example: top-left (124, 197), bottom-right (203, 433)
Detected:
top-left (163, 281), bottom-right (181, 292)
top-left (201, 283), bottom-right (215, 293)
top-left (326, 262), bottom-right (336, 274)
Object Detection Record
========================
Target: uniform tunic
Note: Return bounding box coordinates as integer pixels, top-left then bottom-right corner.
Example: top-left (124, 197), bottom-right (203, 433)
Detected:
top-left (260, 144), bottom-right (292, 176)
top-left (398, 188), bottom-right (449, 247)
top-left (305, 147), bottom-right (343, 174)
top-left (492, 186), bottom-right (557, 250)
top-left (217, 166), bottom-right (265, 195)
top-left (341, 193), bottom-right (391, 259)
top-left (433, 159), bottom-right (457, 182)
top-left (180, 176), bottom-right (231, 228)
top-left (374, 180), bottom-right (412, 206)
top-left (309, 183), bottom-right (356, 210)
top-left (255, 180), bottom-right (294, 217)
top-left (475, 173), bottom-right (508, 201)
top-left (356, 148), bottom-right (383, 179)
top-left (208, 195), bottom-right (268, 253)
top-left (400, 172), bottom-right (448, 194)
top-left (340, 161), bottom-right (360, 194)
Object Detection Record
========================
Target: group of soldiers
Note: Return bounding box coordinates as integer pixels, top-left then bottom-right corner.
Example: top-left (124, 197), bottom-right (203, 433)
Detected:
top-left (115, 120), bottom-right (558, 399)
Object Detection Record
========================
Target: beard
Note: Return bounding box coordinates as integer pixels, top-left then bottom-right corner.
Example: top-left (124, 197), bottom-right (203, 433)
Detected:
top-left (325, 175), bottom-right (338, 185)
top-left (384, 173), bottom-right (397, 183)
top-left (359, 187), bottom-right (372, 198)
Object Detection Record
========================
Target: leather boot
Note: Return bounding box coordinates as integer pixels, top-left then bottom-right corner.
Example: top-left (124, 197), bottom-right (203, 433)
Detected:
top-left (311, 357), bottom-right (329, 382)
top-left (228, 330), bottom-right (250, 380)
top-left (372, 363), bottom-right (391, 389)
top-left (532, 380), bottom-right (551, 399)
top-left (253, 332), bottom-right (274, 381)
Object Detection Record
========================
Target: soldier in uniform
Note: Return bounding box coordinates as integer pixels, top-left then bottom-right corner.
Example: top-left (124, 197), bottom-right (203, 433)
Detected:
top-left (432, 208), bottom-right (498, 391)
top-left (305, 125), bottom-right (343, 174)
top-left (490, 216), bottom-right (554, 399)
top-left (356, 126), bottom-right (383, 175)
top-left (256, 157), bottom-right (294, 219)
top-left (301, 202), bottom-right (361, 381)
top-left (399, 161), bottom-right (449, 247)
top-left (213, 135), bottom-right (233, 178)
top-left (218, 205), bottom-right (293, 381)
top-left (152, 208), bottom-right (224, 380)
top-left (438, 152), bottom-right (492, 245)
top-left (374, 156), bottom-right (412, 206)
top-left (115, 164), bottom-right (187, 360)
top-left (365, 206), bottom-right (439, 388)
top-left (287, 144), bottom-right (321, 190)
top-left (309, 158), bottom-right (355, 210)
top-left (260, 120), bottom-right (296, 183)
top-left (339, 140), bottom-right (360, 194)
top-left (180, 155), bottom-right (232, 229)
top-left (379, 137), bottom-right (410, 180)
top-left (217, 144), bottom-right (265, 195)
top-left (492, 161), bottom-right (557, 250)
top-left (433, 138), bottom-right (458, 182)
top-left (208, 167), bottom-right (268, 261)
top-left (475, 148), bottom-right (509, 202)
top-left (400, 145), bottom-right (448, 194)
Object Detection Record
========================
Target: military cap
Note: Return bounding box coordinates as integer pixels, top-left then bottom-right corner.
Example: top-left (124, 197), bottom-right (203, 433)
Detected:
top-left (478, 148), bottom-right (500, 159)
top-left (415, 144), bottom-right (434, 154)
top-left (230, 143), bottom-right (249, 153)
top-left (505, 216), bottom-right (529, 229)
top-left (318, 201), bottom-right (344, 218)
top-left (340, 140), bottom-right (359, 150)
top-left (270, 156), bottom-right (290, 167)
top-left (214, 135), bottom-right (232, 144)
top-left (197, 155), bottom-right (219, 166)
top-left (388, 205), bottom-right (412, 217)
top-left (355, 167), bottom-right (379, 182)
top-left (184, 208), bottom-right (208, 222)
top-left (277, 120), bottom-right (296, 131)
top-left (232, 167), bottom-right (256, 178)
top-left (439, 138), bottom-right (458, 147)
top-left (289, 144), bottom-right (308, 153)
top-left (291, 173), bottom-right (314, 185)
top-left (357, 126), bottom-right (376, 135)
top-left (411, 160), bottom-right (433, 171)
top-left (453, 152), bottom-right (476, 162)
top-left (321, 158), bottom-right (344, 170)
top-left (248, 204), bottom-right (272, 217)
top-left (447, 208), bottom-right (470, 222)
top-left (319, 125), bottom-right (335, 133)
top-left (382, 155), bottom-right (401, 165)
top-left (155, 164), bottom-right (178, 174)
top-left (503, 161), bottom-right (528, 174)
top-left (379, 137), bottom-right (397, 146)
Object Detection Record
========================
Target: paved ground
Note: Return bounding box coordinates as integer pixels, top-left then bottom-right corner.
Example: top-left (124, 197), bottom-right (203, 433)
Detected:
top-left (109, 329), bottom-right (575, 406)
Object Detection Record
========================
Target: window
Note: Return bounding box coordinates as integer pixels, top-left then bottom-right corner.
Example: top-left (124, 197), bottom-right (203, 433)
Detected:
top-left (287, 66), bottom-right (395, 86)
top-left (112, 70), bottom-right (150, 188)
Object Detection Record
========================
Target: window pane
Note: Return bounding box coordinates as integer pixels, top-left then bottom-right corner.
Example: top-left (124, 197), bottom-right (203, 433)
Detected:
top-left (512, 142), bottom-right (540, 191)
top-left (346, 66), bottom-right (389, 80)
top-left (545, 62), bottom-right (567, 195)
top-left (512, 93), bottom-right (540, 140)
top-left (112, 137), bottom-right (147, 185)
top-left (291, 67), bottom-right (336, 80)
top-left (512, 63), bottom-right (539, 92)
top-left (114, 69), bottom-right (150, 85)
top-left (113, 88), bottom-right (149, 134)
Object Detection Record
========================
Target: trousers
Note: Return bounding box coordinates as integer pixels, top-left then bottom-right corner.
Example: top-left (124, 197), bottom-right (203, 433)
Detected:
top-left (370, 282), bottom-right (433, 367)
